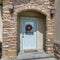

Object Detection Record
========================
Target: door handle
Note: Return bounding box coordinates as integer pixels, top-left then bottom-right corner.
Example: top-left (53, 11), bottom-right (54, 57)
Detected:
top-left (22, 35), bottom-right (24, 38)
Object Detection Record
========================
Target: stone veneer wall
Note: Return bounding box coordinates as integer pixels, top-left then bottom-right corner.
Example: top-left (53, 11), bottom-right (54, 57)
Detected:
top-left (2, 0), bottom-right (55, 58)
top-left (54, 42), bottom-right (60, 59)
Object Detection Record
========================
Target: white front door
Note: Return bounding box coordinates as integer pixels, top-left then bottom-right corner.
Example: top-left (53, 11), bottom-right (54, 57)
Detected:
top-left (21, 17), bottom-right (38, 51)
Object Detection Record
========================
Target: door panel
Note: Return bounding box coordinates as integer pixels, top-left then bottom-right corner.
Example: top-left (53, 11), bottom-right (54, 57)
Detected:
top-left (21, 17), bottom-right (37, 51)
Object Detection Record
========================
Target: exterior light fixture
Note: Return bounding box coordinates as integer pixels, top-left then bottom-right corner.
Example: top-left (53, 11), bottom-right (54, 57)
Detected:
top-left (50, 7), bottom-right (55, 19)
top-left (8, 2), bottom-right (14, 16)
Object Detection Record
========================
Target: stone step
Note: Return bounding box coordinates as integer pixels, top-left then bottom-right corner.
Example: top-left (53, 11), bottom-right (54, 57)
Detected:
top-left (27, 58), bottom-right (56, 60)
top-left (17, 52), bottom-right (55, 60)
top-left (17, 57), bottom-right (57, 60)
top-left (1, 52), bottom-right (57, 60)
top-left (1, 57), bottom-right (57, 60)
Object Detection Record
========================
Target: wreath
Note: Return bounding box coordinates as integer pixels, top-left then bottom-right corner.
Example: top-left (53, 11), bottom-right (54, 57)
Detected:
top-left (25, 24), bottom-right (32, 31)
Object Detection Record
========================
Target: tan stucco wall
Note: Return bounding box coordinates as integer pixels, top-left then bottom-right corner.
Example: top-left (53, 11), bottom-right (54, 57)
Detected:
top-left (0, 0), bottom-right (2, 4)
top-left (37, 17), bottom-right (46, 51)
top-left (53, 0), bottom-right (60, 58)
top-left (0, 6), bottom-right (2, 42)
top-left (55, 0), bottom-right (60, 41)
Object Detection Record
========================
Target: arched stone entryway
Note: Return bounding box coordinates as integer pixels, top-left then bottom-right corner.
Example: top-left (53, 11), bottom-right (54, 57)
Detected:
top-left (2, 4), bottom-right (54, 57)
top-left (13, 4), bottom-right (54, 55)
top-left (17, 10), bottom-right (46, 54)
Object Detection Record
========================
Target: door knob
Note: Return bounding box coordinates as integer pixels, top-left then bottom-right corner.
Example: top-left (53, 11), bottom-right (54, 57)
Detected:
top-left (22, 35), bottom-right (24, 38)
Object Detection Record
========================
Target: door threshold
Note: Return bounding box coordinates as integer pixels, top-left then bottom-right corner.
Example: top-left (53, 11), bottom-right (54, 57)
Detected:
top-left (24, 49), bottom-right (38, 53)
top-left (20, 49), bottom-right (44, 53)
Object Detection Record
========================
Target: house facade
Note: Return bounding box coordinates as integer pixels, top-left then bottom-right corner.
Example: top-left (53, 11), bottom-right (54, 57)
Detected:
top-left (2, 0), bottom-right (56, 58)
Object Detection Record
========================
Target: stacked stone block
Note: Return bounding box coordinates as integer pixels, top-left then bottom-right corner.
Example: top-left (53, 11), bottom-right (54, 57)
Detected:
top-left (54, 42), bottom-right (60, 59)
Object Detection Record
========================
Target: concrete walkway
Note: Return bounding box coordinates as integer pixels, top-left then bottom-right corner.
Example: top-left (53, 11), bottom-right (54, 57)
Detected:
top-left (1, 57), bottom-right (57, 60)
top-left (17, 51), bottom-right (57, 60)
top-left (0, 51), bottom-right (57, 60)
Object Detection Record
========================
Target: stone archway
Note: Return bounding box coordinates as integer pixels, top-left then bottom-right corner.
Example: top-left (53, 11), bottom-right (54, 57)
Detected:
top-left (2, 4), bottom-right (54, 57)
top-left (13, 4), bottom-right (54, 54)
top-left (16, 10), bottom-right (46, 54)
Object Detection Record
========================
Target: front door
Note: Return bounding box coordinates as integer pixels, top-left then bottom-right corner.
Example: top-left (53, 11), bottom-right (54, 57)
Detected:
top-left (21, 17), bottom-right (37, 51)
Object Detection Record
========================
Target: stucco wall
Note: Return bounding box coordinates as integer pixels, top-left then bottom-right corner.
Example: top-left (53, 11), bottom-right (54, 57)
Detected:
top-left (53, 0), bottom-right (60, 58)
top-left (0, 0), bottom-right (2, 4)
top-left (55, 0), bottom-right (60, 41)
top-left (0, 6), bottom-right (2, 42)
top-left (37, 17), bottom-right (46, 51)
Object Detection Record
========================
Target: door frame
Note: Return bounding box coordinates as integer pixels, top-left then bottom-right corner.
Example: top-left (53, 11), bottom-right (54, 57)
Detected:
top-left (20, 17), bottom-right (38, 53)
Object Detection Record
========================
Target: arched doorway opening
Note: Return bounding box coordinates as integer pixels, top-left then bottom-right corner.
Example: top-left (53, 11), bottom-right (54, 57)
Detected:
top-left (17, 10), bottom-right (46, 54)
